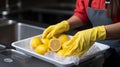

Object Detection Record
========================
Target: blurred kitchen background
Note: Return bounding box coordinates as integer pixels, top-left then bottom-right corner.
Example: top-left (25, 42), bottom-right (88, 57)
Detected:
top-left (0, 0), bottom-right (75, 25)
top-left (0, 0), bottom-right (111, 31)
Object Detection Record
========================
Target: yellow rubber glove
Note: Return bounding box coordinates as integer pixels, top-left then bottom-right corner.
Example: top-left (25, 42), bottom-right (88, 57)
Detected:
top-left (58, 26), bottom-right (106, 57)
top-left (42, 20), bottom-right (70, 39)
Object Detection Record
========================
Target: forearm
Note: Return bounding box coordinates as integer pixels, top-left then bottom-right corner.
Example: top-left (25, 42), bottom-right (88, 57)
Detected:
top-left (105, 22), bottom-right (120, 39)
top-left (67, 16), bottom-right (84, 29)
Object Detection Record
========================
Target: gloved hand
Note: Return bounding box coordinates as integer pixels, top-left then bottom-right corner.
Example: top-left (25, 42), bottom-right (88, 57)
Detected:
top-left (42, 20), bottom-right (70, 39)
top-left (57, 26), bottom-right (106, 57)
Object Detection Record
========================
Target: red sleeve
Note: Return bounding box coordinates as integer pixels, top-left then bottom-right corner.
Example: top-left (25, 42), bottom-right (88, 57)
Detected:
top-left (73, 0), bottom-right (89, 25)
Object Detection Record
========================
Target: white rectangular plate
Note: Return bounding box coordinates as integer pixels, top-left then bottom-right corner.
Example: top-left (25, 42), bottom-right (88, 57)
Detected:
top-left (12, 35), bottom-right (110, 67)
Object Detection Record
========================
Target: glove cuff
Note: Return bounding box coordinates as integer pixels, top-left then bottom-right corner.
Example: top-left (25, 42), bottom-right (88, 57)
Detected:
top-left (93, 26), bottom-right (106, 40)
top-left (60, 20), bottom-right (70, 31)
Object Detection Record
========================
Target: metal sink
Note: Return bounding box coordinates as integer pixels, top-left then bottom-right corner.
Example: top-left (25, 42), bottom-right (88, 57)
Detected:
top-left (0, 19), bottom-right (45, 48)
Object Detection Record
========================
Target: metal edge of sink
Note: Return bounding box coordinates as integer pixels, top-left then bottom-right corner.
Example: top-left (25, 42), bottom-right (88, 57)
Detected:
top-left (16, 22), bottom-right (45, 40)
top-left (0, 19), bottom-right (45, 48)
